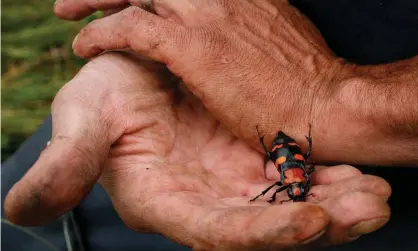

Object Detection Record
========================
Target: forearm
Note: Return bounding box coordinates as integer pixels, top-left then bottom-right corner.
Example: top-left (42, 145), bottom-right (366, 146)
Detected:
top-left (347, 57), bottom-right (418, 137)
top-left (313, 56), bottom-right (418, 167)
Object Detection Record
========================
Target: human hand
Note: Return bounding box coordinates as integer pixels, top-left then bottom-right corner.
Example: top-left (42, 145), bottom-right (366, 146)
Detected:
top-left (4, 52), bottom-right (391, 250)
top-left (53, 0), bottom-right (362, 164)
top-left (55, 0), bottom-right (418, 167)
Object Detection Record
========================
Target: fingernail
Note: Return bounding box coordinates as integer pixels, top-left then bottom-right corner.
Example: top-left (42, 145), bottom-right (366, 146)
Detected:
top-left (348, 218), bottom-right (389, 238)
top-left (73, 34), bottom-right (79, 45)
top-left (72, 34), bottom-right (79, 52)
top-left (300, 229), bottom-right (327, 244)
top-left (54, 0), bottom-right (61, 5)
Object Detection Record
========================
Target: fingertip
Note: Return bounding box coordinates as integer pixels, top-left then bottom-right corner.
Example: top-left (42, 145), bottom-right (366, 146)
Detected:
top-left (71, 33), bottom-right (82, 57)
top-left (348, 217), bottom-right (389, 239)
top-left (363, 174), bottom-right (392, 201)
top-left (3, 178), bottom-right (91, 227)
top-left (3, 136), bottom-right (105, 227)
top-left (343, 192), bottom-right (391, 236)
top-left (247, 203), bottom-right (329, 247)
top-left (295, 203), bottom-right (329, 239)
top-left (319, 191), bottom-right (391, 245)
top-left (53, 0), bottom-right (95, 20)
top-left (314, 174), bottom-right (393, 203)
top-left (70, 11), bottom-right (128, 59)
top-left (3, 186), bottom-right (23, 225)
top-left (72, 31), bottom-right (105, 59)
top-left (4, 177), bottom-right (78, 227)
top-left (277, 203), bottom-right (329, 245)
top-left (3, 183), bottom-right (57, 226)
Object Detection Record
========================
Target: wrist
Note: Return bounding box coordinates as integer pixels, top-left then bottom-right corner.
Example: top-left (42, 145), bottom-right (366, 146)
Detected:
top-left (255, 55), bottom-right (347, 158)
top-left (310, 58), bottom-right (418, 166)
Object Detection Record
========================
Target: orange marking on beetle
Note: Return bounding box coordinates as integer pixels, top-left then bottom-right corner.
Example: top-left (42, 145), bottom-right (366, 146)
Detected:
top-left (294, 154), bottom-right (304, 161)
top-left (283, 168), bottom-right (306, 184)
top-left (271, 144), bottom-right (283, 151)
top-left (275, 156), bottom-right (287, 166)
top-left (288, 142), bottom-right (299, 146)
top-left (292, 187), bottom-right (301, 196)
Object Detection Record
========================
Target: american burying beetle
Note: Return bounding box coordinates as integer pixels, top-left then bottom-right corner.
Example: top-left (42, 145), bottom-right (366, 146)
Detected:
top-left (249, 124), bottom-right (315, 203)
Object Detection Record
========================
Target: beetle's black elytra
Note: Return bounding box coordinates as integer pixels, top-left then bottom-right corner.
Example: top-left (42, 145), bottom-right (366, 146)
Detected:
top-left (249, 124), bottom-right (315, 203)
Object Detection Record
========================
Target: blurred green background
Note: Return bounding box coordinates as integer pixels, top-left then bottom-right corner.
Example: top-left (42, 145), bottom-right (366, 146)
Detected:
top-left (1, 0), bottom-right (101, 161)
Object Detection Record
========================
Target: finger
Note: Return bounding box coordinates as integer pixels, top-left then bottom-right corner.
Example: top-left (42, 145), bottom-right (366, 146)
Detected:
top-left (151, 0), bottom-right (196, 22)
top-left (315, 192), bottom-right (390, 247)
top-left (72, 6), bottom-right (190, 66)
top-left (308, 174), bottom-right (392, 203)
top-left (54, 0), bottom-right (200, 23)
top-left (152, 0), bottom-right (226, 25)
top-left (103, 6), bottom-right (132, 17)
top-left (250, 165), bottom-right (378, 203)
top-left (265, 164), bottom-right (361, 184)
top-left (309, 164), bottom-right (362, 185)
top-left (3, 65), bottom-right (124, 226)
top-left (265, 161), bottom-right (281, 180)
top-left (53, 0), bottom-right (136, 20)
top-left (248, 173), bottom-right (391, 206)
top-left (133, 193), bottom-right (329, 250)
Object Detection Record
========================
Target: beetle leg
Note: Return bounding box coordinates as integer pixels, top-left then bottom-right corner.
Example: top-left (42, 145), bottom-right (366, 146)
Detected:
top-left (256, 125), bottom-right (271, 159)
top-left (267, 185), bottom-right (289, 203)
top-left (303, 123), bottom-right (313, 160)
top-left (249, 181), bottom-right (282, 203)
top-left (305, 193), bottom-right (315, 198)
top-left (307, 161), bottom-right (316, 174)
top-left (279, 198), bottom-right (292, 204)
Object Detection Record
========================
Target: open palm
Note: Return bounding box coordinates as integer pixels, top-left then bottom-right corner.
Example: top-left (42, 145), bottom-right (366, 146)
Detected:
top-left (5, 53), bottom-right (390, 251)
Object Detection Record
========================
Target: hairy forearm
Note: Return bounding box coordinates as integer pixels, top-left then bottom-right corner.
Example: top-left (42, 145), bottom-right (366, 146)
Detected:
top-left (349, 58), bottom-right (418, 137)
top-left (314, 56), bottom-right (418, 167)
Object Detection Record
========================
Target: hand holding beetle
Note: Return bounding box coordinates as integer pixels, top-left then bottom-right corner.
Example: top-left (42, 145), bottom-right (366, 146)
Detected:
top-left (54, 0), bottom-right (418, 167)
top-left (5, 52), bottom-right (391, 250)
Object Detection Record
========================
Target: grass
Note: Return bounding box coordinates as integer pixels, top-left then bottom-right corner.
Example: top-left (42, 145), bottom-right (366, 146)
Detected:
top-left (1, 0), bottom-right (101, 161)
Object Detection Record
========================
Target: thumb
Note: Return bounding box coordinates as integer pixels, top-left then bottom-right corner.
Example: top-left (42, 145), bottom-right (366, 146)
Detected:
top-left (4, 80), bottom-right (117, 226)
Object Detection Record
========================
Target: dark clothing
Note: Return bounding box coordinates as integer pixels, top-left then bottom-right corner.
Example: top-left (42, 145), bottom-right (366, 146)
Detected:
top-left (1, 117), bottom-right (188, 251)
top-left (2, 0), bottom-right (418, 250)
top-left (291, 0), bottom-right (418, 65)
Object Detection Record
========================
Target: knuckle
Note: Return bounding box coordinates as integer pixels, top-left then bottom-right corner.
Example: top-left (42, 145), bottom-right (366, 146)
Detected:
top-left (51, 82), bottom-right (72, 109)
top-left (197, 27), bottom-right (230, 63)
top-left (215, 1), bottom-right (246, 26)
top-left (121, 7), bottom-right (163, 51)
top-left (216, 0), bottom-right (236, 19)
top-left (360, 174), bottom-right (385, 186)
top-left (122, 6), bottom-right (143, 24)
top-left (55, 134), bottom-right (100, 176)
top-left (51, 80), bottom-right (89, 112)
top-left (134, 0), bottom-right (152, 9)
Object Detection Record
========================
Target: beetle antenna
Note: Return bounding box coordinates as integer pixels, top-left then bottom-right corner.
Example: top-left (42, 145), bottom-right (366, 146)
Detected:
top-left (256, 125), bottom-right (262, 137)
top-left (308, 123), bottom-right (312, 137)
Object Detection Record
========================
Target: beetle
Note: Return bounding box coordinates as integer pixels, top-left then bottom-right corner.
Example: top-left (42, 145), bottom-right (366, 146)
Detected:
top-left (249, 124), bottom-right (315, 203)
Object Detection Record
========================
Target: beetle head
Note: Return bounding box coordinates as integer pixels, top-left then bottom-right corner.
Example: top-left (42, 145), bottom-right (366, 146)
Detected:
top-left (287, 183), bottom-right (307, 202)
top-left (273, 131), bottom-right (295, 145)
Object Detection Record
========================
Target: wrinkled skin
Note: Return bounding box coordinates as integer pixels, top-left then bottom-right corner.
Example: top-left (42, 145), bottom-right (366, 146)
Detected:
top-left (51, 0), bottom-right (418, 168)
top-left (5, 53), bottom-right (391, 251)
top-left (59, 0), bottom-right (346, 160)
